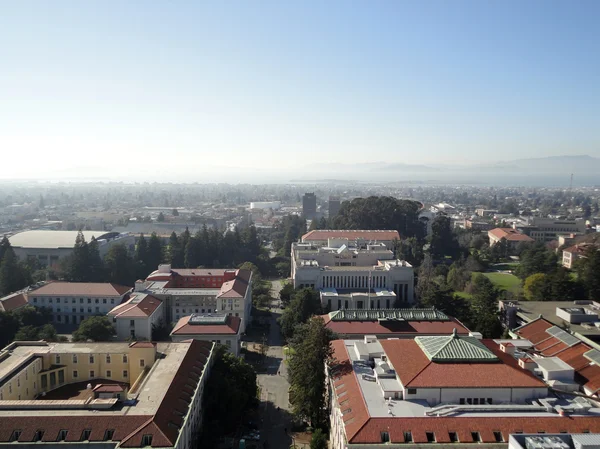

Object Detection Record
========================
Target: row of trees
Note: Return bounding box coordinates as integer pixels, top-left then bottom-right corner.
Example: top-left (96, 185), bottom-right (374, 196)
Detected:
top-left (57, 226), bottom-right (266, 286)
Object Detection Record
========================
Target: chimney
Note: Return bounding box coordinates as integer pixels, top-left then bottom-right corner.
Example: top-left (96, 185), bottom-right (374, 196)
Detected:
top-left (158, 264), bottom-right (171, 273)
top-left (500, 342), bottom-right (515, 355)
top-left (134, 280), bottom-right (147, 292)
top-left (519, 357), bottom-right (536, 372)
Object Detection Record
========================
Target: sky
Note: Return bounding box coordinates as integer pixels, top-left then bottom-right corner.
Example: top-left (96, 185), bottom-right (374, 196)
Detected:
top-left (0, 1), bottom-right (599, 181)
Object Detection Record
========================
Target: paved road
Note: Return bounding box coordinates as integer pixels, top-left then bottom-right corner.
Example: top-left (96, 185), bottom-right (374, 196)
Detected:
top-left (255, 280), bottom-right (294, 448)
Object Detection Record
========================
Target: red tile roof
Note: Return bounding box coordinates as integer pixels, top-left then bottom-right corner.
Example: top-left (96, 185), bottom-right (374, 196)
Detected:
top-left (555, 343), bottom-right (592, 370)
top-left (108, 293), bottom-right (162, 318)
top-left (489, 228), bottom-right (535, 242)
top-left (380, 339), bottom-right (545, 388)
top-left (330, 339), bottom-right (600, 445)
top-left (218, 278), bottom-right (248, 298)
top-left (302, 230), bottom-right (400, 242)
top-left (0, 292), bottom-right (28, 312)
top-left (129, 342), bottom-right (157, 349)
top-left (32, 282), bottom-right (132, 297)
top-left (171, 315), bottom-right (241, 335)
top-left (515, 318), bottom-right (554, 344)
top-left (322, 315), bottom-right (470, 337)
top-left (93, 383), bottom-right (126, 393)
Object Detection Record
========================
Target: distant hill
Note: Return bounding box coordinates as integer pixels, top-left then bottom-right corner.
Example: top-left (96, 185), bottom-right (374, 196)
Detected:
top-left (477, 155), bottom-right (600, 174)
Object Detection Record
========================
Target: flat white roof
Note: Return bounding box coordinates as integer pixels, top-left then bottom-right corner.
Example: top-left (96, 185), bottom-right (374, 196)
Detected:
top-left (9, 230), bottom-right (111, 249)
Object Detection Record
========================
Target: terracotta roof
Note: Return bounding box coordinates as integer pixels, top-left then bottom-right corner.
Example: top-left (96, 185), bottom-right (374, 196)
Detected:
top-left (330, 340), bottom-right (600, 445)
top-left (32, 282), bottom-right (132, 297)
top-left (129, 342), bottom-right (157, 349)
top-left (218, 278), bottom-right (249, 298)
top-left (515, 318), bottom-right (555, 344)
top-left (380, 339), bottom-right (545, 388)
top-left (555, 343), bottom-right (593, 370)
top-left (147, 268), bottom-right (229, 279)
top-left (302, 230), bottom-right (400, 242)
top-left (108, 293), bottom-right (162, 318)
top-left (171, 315), bottom-right (241, 335)
top-left (0, 292), bottom-right (28, 312)
top-left (489, 228), bottom-right (535, 242)
top-left (322, 316), bottom-right (470, 337)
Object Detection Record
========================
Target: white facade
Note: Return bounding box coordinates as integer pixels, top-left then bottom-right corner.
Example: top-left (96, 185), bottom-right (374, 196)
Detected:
top-left (320, 289), bottom-right (397, 311)
top-left (250, 201), bottom-right (281, 210)
top-left (172, 333), bottom-right (239, 356)
top-left (29, 292), bottom-right (129, 326)
top-left (112, 302), bottom-right (164, 341)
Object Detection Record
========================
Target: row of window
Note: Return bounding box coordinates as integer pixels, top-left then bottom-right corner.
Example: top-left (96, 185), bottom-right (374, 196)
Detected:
top-left (32, 297), bottom-right (116, 304)
top-left (56, 354), bottom-right (130, 364)
top-left (8, 428), bottom-right (141, 443)
top-left (380, 430), bottom-right (503, 443)
top-left (73, 369), bottom-right (128, 379)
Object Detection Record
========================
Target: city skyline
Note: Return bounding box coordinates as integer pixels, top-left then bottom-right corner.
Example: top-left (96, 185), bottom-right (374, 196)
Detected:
top-left (1, 1), bottom-right (599, 181)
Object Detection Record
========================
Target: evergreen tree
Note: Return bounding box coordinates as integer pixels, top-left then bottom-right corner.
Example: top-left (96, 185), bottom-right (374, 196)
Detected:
top-left (577, 247), bottom-right (600, 300)
top-left (157, 212), bottom-right (165, 222)
top-left (88, 237), bottom-right (105, 282)
top-left (0, 251), bottom-right (25, 295)
top-left (104, 244), bottom-right (136, 286)
top-left (172, 208), bottom-right (179, 216)
top-left (429, 214), bottom-right (459, 258)
top-left (0, 311), bottom-right (20, 348)
top-left (135, 234), bottom-right (149, 277)
top-left (72, 316), bottom-right (116, 342)
top-left (146, 232), bottom-right (163, 274)
top-left (168, 232), bottom-right (184, 267)
top-left (288, 317), bottom-right (335, 427)
top-left (0, 236), bottom-right (13, 262)
top-left (470, 274), bottom-right (502, 338)
top-left (64, 231), bottom-right (90, 282)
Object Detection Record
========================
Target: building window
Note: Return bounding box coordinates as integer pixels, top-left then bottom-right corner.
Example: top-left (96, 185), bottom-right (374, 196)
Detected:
top-left (17, 377), bottom-right (20, 387)
top-left (49, 298), bottom-right (53, 304)
top-left (404, 432), bottom-right (412, 442)
top-left (95, 299), bottom-right (99, 304)
top-left (493, 431), bottom-right (504, 442)
top-left (95, 307), bottom-right (100, 313)
top-left (123, 370), bottom-right (128, 378)
top-left (459, 398), bottom-right (465, 405)
top-left (89, 355), bottom-right (95, 363)
top-left (471, 432), bottom-right (481, 443)
top-left (103, 298), bottom-right (107, 304)
top-left (81, 429), bottom-right (91, 441)
top-left (88, 298), bottom-right (91, 303)
top-left (56, 298), bottom-right (60, 304)
top-left (72, 298), bottom-right (76, 303)
top-left (10, 430), bottom-right (22, 442)
top-left (111, 298), bottom-right (115, 304)
top-left (407, 388), bottom-right (417, 394)
top-left (140, 359), bottom-right (145, 367)
top-left (123, 354), bottom-right (128, 363)
top-left (80, 298), bottom-right (84, 303)
top-left (33, 298), bottom-right (38, 303)
top-left (55, 355), bottom-right (61, 364)
top-left (33, 430), bottom-right (44, 442)
top-left (449, 432), bottom-right (459, 443)
top-left (90, 370), bottom-right (95, 378)
top-left (104, 430), bottom-right (115, 441)
top-left (106, 354), bottom-right (111, 363)
top-left (73, 370), bottom-right (78, 378)
top-left (381, 432), bottom-right (390, 443)
top-left (88, 307), bottom-right (92, 313)
top-left (426, 432), bottom-right (436, 443)
top-left (58, 430), bottom-right (68, 441)
top-left (106, 370), bottom-right (112, 378)
top-left (142, 435), bottom-right (153, 447)
top-left (130, 320), bottom-right (135, 327)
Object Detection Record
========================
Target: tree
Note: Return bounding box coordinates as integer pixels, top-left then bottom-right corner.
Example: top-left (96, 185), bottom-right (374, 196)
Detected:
top-left (104, 244), bottom-right (136, 285)
top-left (14, 306), bottom-right (52, 328)
top-left (515, 243), bottom-right (558, 279)
top-left (72, 316), bottom-right (115, 342)
top-left (0, 250), bottom-right (31, 296)
top-left (63, 231), bottom-right (90, 282)
top-left (577, 247), bottom-right (600, 300)
top-left (279, 288), bottom-right (321, 340)
top-left (288, 317), bottom-right (335, 427)
top-left (200, 346), bottom-right (257, 440)
top-left (469, 274), bottom-right (502, 338)
top-left (311, 428), bottom-right (328, 449)
top-left (172, 208), bottom-right (179, 216)
top-left (429, 215), bottom-right (459, 258)
top-left (88, 237), bottom-right (106, 282)
top-left (279, 282), bottom-right (295, 306)
top-left (14, 325), bottom-right (40, 341)
top-left (447, 262), bottom-right (471, 291)
top-left (146, 233), bottom-right (163, 274)
top-left (151, 319), bottom-right (172, 341)
top-left (38, 324), bottom-right (59, 341)
top-left (157, 212), bottom-right (165, 222)
top-left (167, 231), bottom-right (184, 267)
top-left (135, 234), bottom-right (149, 277)
top-left (523, 273), bottom-right (549, 301)
top-left (416, 254), bottom-right (435, 299)
top-left (0, 311), bottom-right (20, 348)
top-left (331, 196), bottom-right (425, 240)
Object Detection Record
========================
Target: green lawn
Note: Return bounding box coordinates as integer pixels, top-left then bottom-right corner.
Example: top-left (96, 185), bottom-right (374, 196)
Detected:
top-left (472, 272), bottom-right (522, 293)
top-left (454, 291), bottom-right (473, 299)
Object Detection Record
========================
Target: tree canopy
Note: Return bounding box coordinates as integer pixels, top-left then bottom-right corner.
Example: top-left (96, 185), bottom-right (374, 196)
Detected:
top-left (72, 316), bottom-right (115, 342)
top-left (331, 196), bottom-right (425, 240)
top-left (279, 288), bottom-right (322, 340)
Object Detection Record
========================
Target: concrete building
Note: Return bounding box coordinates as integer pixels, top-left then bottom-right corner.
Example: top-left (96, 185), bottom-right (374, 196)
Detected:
top-left (7, 230), bottom-right (135, 268)
top-left (0, 339), bottom-right (214, 449)
top-left (509, 433), bottom-right (600, 449)
top-left (142, 264), bottom-right (252, 332)
top-left (320, 308), bottom-right (470, 339)
top-left (328, 333), bottom-right (600, 449)
top-left (302, 193), bottom-right (317, 219)
top-left (107, 292), bottom-right (164, 341)
top-left (250, 201), bottom-right (281, 210)
top-left (562, 243), bottom-right (597, 269)
top-left (292, 235), bottom-right (414, 304)
top-left (301, 229), bottom-right (400, 249)
top-left (171, 314), bottom-right (241, 356)
top-left (488, 228), bottom-right (535, 250)
top-left (464, 219), bottom-right (493, 231)
top-left (328, 196), bottom-right (341, 217)
top-left (518, 218), bottom-right (588, 243)
top-left (28, 282), bottom-right (132, 326)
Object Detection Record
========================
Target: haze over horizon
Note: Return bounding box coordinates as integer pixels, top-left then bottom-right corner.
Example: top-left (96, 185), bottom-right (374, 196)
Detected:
top-left (1, 1), bottom-right (599, 183)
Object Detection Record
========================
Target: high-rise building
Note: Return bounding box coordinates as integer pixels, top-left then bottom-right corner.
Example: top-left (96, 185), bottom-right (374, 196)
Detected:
top-left (302, 192), bottom-right (317, 219)
top-left (328, 196), bottom-right (341, 217)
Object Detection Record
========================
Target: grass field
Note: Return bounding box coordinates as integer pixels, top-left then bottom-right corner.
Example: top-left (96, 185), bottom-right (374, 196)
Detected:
top-left (472, 272), bottom-right (522, 293)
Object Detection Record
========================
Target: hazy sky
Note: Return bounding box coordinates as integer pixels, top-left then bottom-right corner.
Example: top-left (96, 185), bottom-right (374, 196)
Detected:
top-left (1, 1), bottom-right (599, 180)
